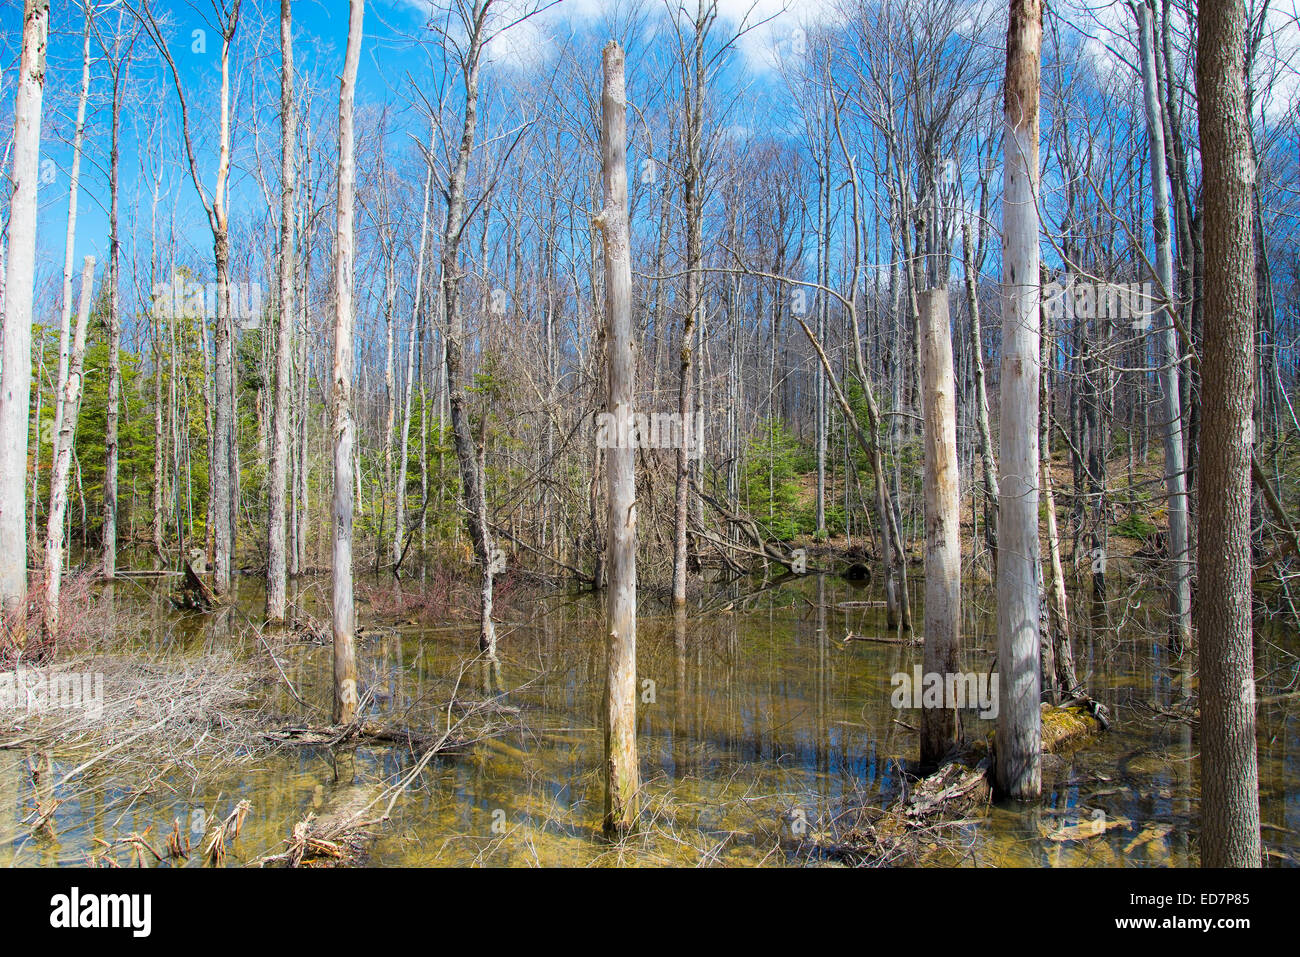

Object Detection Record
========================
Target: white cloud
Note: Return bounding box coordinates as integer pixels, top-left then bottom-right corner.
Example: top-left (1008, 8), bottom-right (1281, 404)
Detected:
top-left (392, 0), bottom-right (845, 73)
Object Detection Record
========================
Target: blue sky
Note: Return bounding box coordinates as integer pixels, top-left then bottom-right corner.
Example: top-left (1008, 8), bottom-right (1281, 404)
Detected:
top-left (1, 0), bottom-right (840, 331)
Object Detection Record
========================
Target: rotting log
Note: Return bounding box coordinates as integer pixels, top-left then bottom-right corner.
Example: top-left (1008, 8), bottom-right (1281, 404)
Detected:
top-left (171, 559), bottom-right (217, 610)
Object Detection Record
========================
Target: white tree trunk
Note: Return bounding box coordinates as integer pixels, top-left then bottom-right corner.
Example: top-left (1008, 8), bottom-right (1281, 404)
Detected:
top-left (50, 10), bottom-right (92, 525)
top-left (43, 258), bottom-right (96, 638)
top-left (996, 0), bottom-right (1043, 799)
top-left (0, 0), bottom-right (50, 635)
top-left (266, 0), bottom-right (296, 622)
top-left (598, 40), bottom-right (640, 836)
top-left (1138, 0), bottom-right (1191, 651)
top-left (919, 289), bottom-right (961, 766)
top-left (103, 6), bottom-right (123, 581)
top-left (394, 157), bottom-right (434, 568)
top-left (331, 0), bottom-right (364, 726)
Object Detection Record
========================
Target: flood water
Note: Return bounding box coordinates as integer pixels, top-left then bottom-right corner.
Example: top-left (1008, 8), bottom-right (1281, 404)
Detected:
top-left (2, 570), bottom-right (1297, 867)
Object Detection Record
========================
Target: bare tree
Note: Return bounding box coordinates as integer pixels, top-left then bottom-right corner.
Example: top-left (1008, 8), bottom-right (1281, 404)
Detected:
top-left (266, 0), bottom-right (296, 623)
top-left (0, 0), bottom-right (50, 639)
top-left (137, 0), bottom-right (244, 594)
top-left (597, 39), bottom-right (640, 836)
top-left (919, 288), bottom-right (960, 766)
top-left (437, 0), bottom-right (497, 654)
top-left (671, 0), bottom-right (717, 607)
top-left (1137, 0), bottom-right (1191, 651)
top-left (43, 259), bottom-right (96, 638)
top-left (50, 5), bottom-right (93, 565)
top-left (996, 0), bottom-right (1043, 800)
top-left (331, 0), bottom-right (365, 725)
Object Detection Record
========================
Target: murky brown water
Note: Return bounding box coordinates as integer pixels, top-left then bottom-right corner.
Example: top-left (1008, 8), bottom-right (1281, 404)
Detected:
top-left (2, 570), bottom-right (1296, 866)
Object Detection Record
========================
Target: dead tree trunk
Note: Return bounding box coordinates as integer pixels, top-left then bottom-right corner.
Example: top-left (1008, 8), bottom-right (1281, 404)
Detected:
top-left (919, 289), bottom-right (961, 767)
top-left (1040, 284), bottom-right (1079, 698)
top-left (103, 7), bottom-right (123, 582)
top-left (597, 41), bottom-right (640, 837)
top-left (672, 0), bottom-right (715, 607)
top-left (440, 0), bottom-right (497, 655)
top-left (1138, 0), bottom-right (1192, 652)
top-left (1195, 0), bottom-right (1260, 868)
top-left (43, 258), bottom-right (95, 638)
top-left (394, 155), bottom-right (434, 569)
top-left (0, 0), bottom-right (49, 636)
top-left (996, 0), bottom-right (1043, 800)
top-left (330, 0), bottom-right (364, 726)
top-left (50, 8), bottom-right (91, 565)
top-left (962, 213), bottom-right (998, 573)
top-left (140, 1), bottom-right (242, 594)
top-left (266, 0), bottom-right (295, 623)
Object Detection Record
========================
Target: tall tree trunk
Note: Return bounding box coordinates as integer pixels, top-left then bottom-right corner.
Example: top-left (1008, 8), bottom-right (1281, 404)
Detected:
top-left (141, 2), bottom-right (243, 593)
top-left (331, 0), bottom-right (364, 726)
top-left (43, 259), bottom-right (95, 638)
top-left (1195, 0), bottom-right (1260, 868)
top-left (962, 214), bottom-right (998, 572)
top-left (996, 0), bottom-right (1043, 800)
top-left (266, 0), bottom-right (295, 622)
top-left (1040, 284), bottom-right (1079, 698)
top-left (1138, 0), bottom-right (1192, 652)
top-left (395, 157), bottom-right (434, 569)
top-left (919, 289), bottom-right (960, 767)
top-left (598, 41), bottom-right (640, 836)
top-left (0, 0), bottom-right (49, 637)
top-left (50, 8), bottom-right (92, 566)
top-left (673, 0), bottom-right (711, 607)
top-left (103, 19), bottom-right (123, 581)
top-left (440, 0), bottom-right (496, 654)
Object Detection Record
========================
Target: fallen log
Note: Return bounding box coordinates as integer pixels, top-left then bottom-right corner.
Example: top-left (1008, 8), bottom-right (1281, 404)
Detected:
top-left (843, 632), bottom-right (921, 646)
top-left (170, 560), bottom-right (217, 611)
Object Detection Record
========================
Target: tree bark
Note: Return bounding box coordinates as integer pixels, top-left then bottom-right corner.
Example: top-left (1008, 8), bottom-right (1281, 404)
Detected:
top-left (50, 8), bottom-right (92, 571)
top-left (0, 0), bottom-right (49, 637)
top-left (394, 156), bottom-right (434, 569)
top-left (962, 213), bottom-right (998, 572)
top-left (673, 0), bottom-right (713, 607)
top-left (919, 289), bottom-right (961, 767)
top-left (440, 0), bottom-right (496, 655)
top-left (1195, 0), bottom-right (1260, 868)
top-left (598, 41), bottom-right (640, 836)
top-left (996, 0), bottom-right (1043, 800)
top-left (266, 0), bottom-right (295, 623)
top-left (1138, 0), bottom-right (1192, 652)
top-left (43, 259), bottom-right (95, 638)
top-left (331, 0), bottom-right (364, 726)
top-left (103, 11), bottom-right (123, 581)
